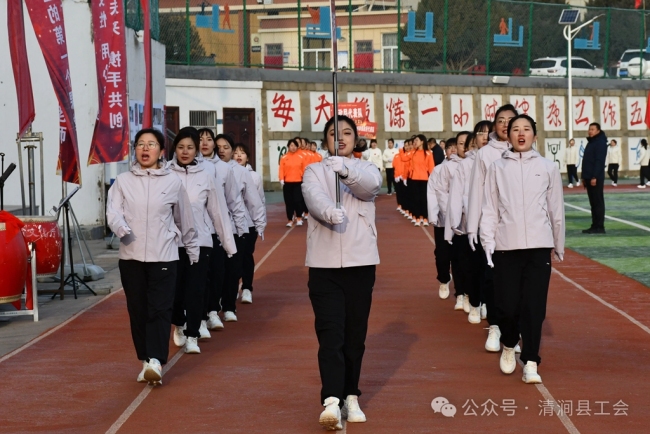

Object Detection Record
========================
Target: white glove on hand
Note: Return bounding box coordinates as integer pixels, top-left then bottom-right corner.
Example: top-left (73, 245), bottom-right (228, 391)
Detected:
top-left (447, 239), bottom-right (453, 245)
top-left (116, 225), bottom-right (131, 238)
top-left (325, 156), bottom-right (349, 177)
top-left (227, 254), bottom-right (233, 259)
top-left (485, 245), bottom-right (495, 268)
top-left (328, 206), bottom-right (347, 225)
top-left (280, 180), bottom-right (285, 186)
top-left (395, 176), bottom-right (402, 182)
top-left (403, 179), bottom-right (408, 186)
top-left (555, 251), bottom-right (564, 262)
top-left (468, 233), bottom-right (478, 252)
top-left (259, 232), bottom-right (264, 241)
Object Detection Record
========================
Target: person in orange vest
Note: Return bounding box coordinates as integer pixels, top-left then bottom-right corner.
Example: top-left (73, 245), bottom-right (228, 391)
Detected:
top-left (392, 142), bottom-right (405, 213)
top-left (401, 135), bottom-right (435, 226)
top-left (310, 141), bottom-right (324, 164)
top-left (398, 139), bottom-right (414, 221)
top-left (279, 138), bottom-right (307, 227)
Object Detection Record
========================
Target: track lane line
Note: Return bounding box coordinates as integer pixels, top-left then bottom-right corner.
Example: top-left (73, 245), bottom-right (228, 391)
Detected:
top-left (564, 202), bottom-right (650, 232)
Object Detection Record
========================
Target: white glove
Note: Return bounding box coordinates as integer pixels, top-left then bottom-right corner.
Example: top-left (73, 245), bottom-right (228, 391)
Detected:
top-left (188, 249), bottom-right (199, 265)
top-left (280, 180), bottom-right (285, 186)
top-left (447, 239), bottom-right (453, 245)
top-left (395, 176), bottom-right (402, 182)
top-left (325, 156), bottom-right (350, 177)
top-left (403, 179), bottom-right (408, 186)
top-left (259, 232), bottom-right (264, 241)
top-left (452, 227), bottom-right (464, 236)
top-left (328, 206), bottom-right (347, 225)
top-left (555, 251), bottom-right (564, 262)
top-left (116, 225), bottom-right (131, 238)
top-left (468, 233), bottom-right (478, 251)
top-left (485, 245), bottom-right (495, 268)
top-left (227, 254), bottom-right (233, 259)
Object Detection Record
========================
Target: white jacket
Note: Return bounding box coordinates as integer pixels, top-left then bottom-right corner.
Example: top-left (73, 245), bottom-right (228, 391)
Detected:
top-left (606, 145), bottom-right (622, 165)
top-left (302, 158), bottom-right (382, 268)
top-left (229, 160), bottom-right (266, 234)
top-left (480, 149), bottom-right (565, 256)
top-left (467, 133), bottom-right (510, 235)
top-left (367, 148), bottom-right (384, 171)
top-left (445, 150), bottom-right (476, 241)
top-left (106, 163), bottom-right (199, 263)
top-left (202, 155), bottom-right (249, 236)
top-left (638, 147), bottom-right (650, 166)
top-left (427, 156), bottom-right (460, 227)
top-left (383, 148), bottom-right (399, 169)
top-left (565, 144), bottom-right (579, 166)
top-left (168, 158), bottom-right (236, 255)
top-left (247, 164), bottom-right (266, 205)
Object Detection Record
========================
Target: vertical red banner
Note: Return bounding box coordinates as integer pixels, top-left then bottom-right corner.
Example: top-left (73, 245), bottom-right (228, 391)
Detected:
top-left (8, 0), bottom-right (35, 138)
top-left (140, 0), bottom-right (152, 129)
top-left (25, 0), bottom-right (81, 185)
top-left (87, 0), bottom-right (129, 164)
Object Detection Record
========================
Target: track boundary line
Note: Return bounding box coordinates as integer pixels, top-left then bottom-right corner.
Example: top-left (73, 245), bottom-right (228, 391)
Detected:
top-left (0, 289), bottom-right (123, 365)
top-left (564, 202), bottom-right (650, 232)
top-left (105, 226), bottom-right (294, 434)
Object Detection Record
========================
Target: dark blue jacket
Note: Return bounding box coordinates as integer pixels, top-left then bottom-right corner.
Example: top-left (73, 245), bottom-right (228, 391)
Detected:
top-left (581, 131), bottom-right (608, 181)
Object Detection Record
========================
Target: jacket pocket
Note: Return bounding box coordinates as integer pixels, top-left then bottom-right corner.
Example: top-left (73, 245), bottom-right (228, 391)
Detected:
top-left (357, 208), bottom-right (377, 238)
top-left (161, 216), bottom-right (181, 241)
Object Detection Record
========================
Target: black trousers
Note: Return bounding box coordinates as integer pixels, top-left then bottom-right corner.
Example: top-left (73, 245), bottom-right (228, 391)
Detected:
top-left (283, 182), bottom-right (304, 221)
top-left (450, 234), bottom-right (471, 297)
top-left (641, 166), bottom-right (650, 185)
top-left (433, 227), bottom-right (452, 284)
top-left (221, 234), bottom-right (245, 312)
top-left (308, 266), bottom-right (375, 405)
top-left (466, 238), bottom-right (484, 308)
top-left (479, 240), bottom-right (497, 325)
top-left (411, 179), bottom-right (428, 219)
top-left (585, 178), bottom-right (605, 230)
top-left (607, 164), bottom-right (619, 183)
top-left (493, 248), bottom-right (552, 365)
top-left (241, 227), bottom-right (258, 291)
top-left (205, 234), bottom-right (227, 316)
top-left (394, 178), bottom-right (403, 207)
top-left (172, 247), bottom-right (211, 338)
top-left (386, 168), bottom-right (395, 194)
top-left (567, 164), bottom-right (578, 185)
top-left (119, 259), bottom-right (178, 364)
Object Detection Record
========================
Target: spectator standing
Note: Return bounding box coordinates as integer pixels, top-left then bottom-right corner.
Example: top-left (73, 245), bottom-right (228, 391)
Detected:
top-left (581, 123), bottom-right (608, 234)
top-left (637, 139), bottom-right (650, 189)
top-left (606, 139), bottom-right (621, 187)
top-left (367, 139), bottom-right (384, 172)
top-left (565, 139), bottom-right (580, 188)
top-left (429, 138), bottom-right (445, 166)
top-left (383, 138), bottom-right (399, 195)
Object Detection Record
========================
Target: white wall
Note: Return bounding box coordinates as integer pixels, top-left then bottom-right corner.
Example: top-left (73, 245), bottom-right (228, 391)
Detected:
top-left (165, 79), bottom-right (264, 176)
top-left (0, 0), bottom-right (164, 227)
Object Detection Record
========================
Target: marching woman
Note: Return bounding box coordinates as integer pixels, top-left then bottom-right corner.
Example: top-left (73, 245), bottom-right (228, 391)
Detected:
top-left (302, 115), bottom-right (382, 430)
top-left (198, 128), bottom-right (248, 330)
top-left (402, 135), bottom-right (434, 226)
top-left (397, 139), bottom-right (414, 220)
top-left (216, 134), bottom-right (266, 318)
top-left (392, 143), bottom-right (405, 213)
top-left (466, 104), bottom-right (518, 353)
top-left (234, 143), bottom-right (267, 304)
top-left (637, 139), bottom-right (650, 188)
top-left (279, 139), bottom-right (307, 227)
top-left (480, 114), bottom-right (565, 384)
top-left (107, 128), bottom-right (199, 385)
top-left (168, 127), bottom-right (236, 354)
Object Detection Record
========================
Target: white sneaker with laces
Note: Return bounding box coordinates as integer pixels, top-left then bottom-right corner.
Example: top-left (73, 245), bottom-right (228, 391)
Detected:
top-left (241, 289), bottom-right (253, 304)
top-left (468, 306), bottom-right (481, 324)
top-left (286, 221), bottom-right (293, 227)
top-left (500, 347), bottom-right (516, 374)
top-left (296, 219), bottom-right (304, 226)
top-left (480, 303), bottom-right (487, 320)
top-left (454, 295), bottom-right (465, 311)
top-left (342, 395), bottom-right (366, 423)
top-left (319, 397), bottom-right (342, 430)
top-left (184, 336), bottom-right (201, 354)
top-left (485, 325), bottom-right (501, 352)
top-left (199, 320), bottom-right (211, 339)
top-left (612, 182), bottom-right (618, 187)
top-left (438, 283), bottom-right (449, 299)
top-left (414, 220), bottom-right (421, 227)
top-left (173, 324), bottom-right (186, 347)
top-left (522, 361), bottom-right (542, 383)
top-left (207, 311), bottom-right (224, 330)
top-left (224, 311), bottom-right (238, 322)
top-left (638, 185), bottom-right (646, 189)
top-left (463, 296), bottom-right (470, 313)
top-left (568, 183), bottom-right (573, 188)
top-left (137, 361), bottom-right (147, 383)
top-left (144, 358), bottom-right (162, 385)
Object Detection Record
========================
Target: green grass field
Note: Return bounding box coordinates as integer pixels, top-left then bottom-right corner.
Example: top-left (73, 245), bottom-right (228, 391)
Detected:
top-left (564, 192), bottom-right (650, 288)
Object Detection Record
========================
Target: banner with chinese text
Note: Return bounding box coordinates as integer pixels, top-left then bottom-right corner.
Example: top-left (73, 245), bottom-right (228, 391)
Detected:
top-left (334, 102), bottom-right (377, 139)
top-left (8, 0), bottom-right (35, 138)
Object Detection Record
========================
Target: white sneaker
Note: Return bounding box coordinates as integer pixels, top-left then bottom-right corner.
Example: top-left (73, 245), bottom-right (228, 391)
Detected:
top-left (612, 182), bottom-right (618, 187)
top-left (576, 181), bottom-right (580, 187)
top-left (173, 324), bottom-right (187, 347)
top-left (422, 221), bottom-right (429, 227)
top-left (241, 289), bottom-right (253, 304)
top-left (480, 303), bottom-right (487, 320)
top-left (638, 185), bottom-right (646, 189)
top-left (468, 306), bottom-right (481, 324)
top-left (319, 397), bottom-right (342, 431)
top-left (438, 283), bottom-right (449, 299)
top-left (199, 320), bottom-right (211, 339)
top-left (137, 361), bottom-right (147, 383)
top-left (522, 361), bottom-right (542, 383)
top-left (515, 343), bottom-right (521, 353)
top-left (500, 347), bottom-right (516, 374)
top-left (396, 206), bottom-right (401, 211)
top-left (224, 311), bottom-right (238, 322)
top-left (646, 181), bottom-right (650, 186)
top-left (286, 221), bottom-right (293, 227)
top-left (342, 395), bottom-right (366, 423)
top-left (568, 183), bottom-right (573, 188)
top-left (414, 220), bottom-right (421, 227)
top-left (463, 296), bottom-right (470, 313)
top-left (207, 311), bottom-right (224, 330)
top-left (454, 295), bottom-right (465, 311)
top-left (303, 214), bottom-right (309, 220)
top-left (485, 325), bottom-right (501, 352)
top-left (184, 336), bottom-right (201, 354)
top-left (296, 219), bottom-right (304, 226)
top-left (144, 358), bottom-right (162, 386)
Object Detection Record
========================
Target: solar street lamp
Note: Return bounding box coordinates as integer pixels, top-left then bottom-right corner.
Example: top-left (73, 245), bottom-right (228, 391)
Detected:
top-left (560, 9), bottom-right (604, 142)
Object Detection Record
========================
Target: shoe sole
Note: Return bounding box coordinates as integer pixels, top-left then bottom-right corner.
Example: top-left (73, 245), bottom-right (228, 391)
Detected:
top-left (173, 338), bottom-right (186, 347)
top-left (319, 414), bottom-right (341, 431)
top-left (184, 347), bottom-right (201, 354)
top-left (439, 292), bottom-right (449, 299)
top-left (485, 342), bottom-right (501, 352)
top-left (198, 334), bottom-right (211, 340)
top-left (144, 367), bottom-right (162, 384)
top-left (523, 375), bottom-right (542, 384)
top-left (241, 299), bottom-right (252, 304)
top-left (468, 316), bottom-right (481, 324)
top-left (208, 323), bottom-right (224, 330)
top-left (501, 365), bottom-right (516, 375)
top-left (454, 305), bottom-right (464, 311)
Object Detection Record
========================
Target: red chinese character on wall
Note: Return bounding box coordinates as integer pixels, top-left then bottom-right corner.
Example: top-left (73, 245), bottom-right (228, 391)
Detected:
top-left (271, 93), bottom-right (295, 127)
top-left (421, 106), bottom-right (438, 115)
top-left (514, 99), bottom-right (530, 115)
top-left (602, 101), bottom-right (617, 127)
top-left (484, 99), bottom-right (498, 121)
top-left (630, 101), bottom-right (643, 126)
top-left (386, 97), bottom-right (406, 128)
top-left (352, 97), bottom-right (370, 121)
top-left (546, 99), bottom-right (562, 127)
top-left (574, 99), bottom-right (589, 126)
top-left (315, 94), bottom-right (333, 124)
top-left (453, 99), bottom-right (469, 127)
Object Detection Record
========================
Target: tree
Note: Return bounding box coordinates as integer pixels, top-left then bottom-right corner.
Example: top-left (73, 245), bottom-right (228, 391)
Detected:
top-left (159, 14), bottom-right (209, 65)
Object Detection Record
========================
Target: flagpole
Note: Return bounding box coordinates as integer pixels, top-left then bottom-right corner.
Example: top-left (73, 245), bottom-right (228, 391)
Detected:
top-left (329, 0), bottom-right (341, 208)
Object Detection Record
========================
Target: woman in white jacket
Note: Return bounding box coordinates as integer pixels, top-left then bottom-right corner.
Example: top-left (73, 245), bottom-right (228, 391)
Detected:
top-left (606, 139), bottom-right (622, 186)
top-left (480, 114), bottom-right (565, 385)
top-left (637, 139), bottom-right (650, 188)
top-left (107, 128), bottom-right (199, 386)
top-left (233, 143), bottom-right (267, 304)
top-left (302, 115), bottom-right (382, 431)
top-left (564, 139), bottom-right (580, 188)
top-left (168, 127), bottom-right (237, 355)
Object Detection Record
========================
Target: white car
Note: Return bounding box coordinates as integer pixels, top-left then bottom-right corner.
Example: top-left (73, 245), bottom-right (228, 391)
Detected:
top-left (616, 49), bottom-right (650, 78)
top-left (625, 56), bottom-right (650, 79)
top-left (530, 57), bottom-right (606, 78)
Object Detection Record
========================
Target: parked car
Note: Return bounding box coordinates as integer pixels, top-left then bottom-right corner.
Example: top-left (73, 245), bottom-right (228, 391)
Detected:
top-left (530, 57), bottom-right (606, 78)
top-left (625, 56), bottom-right (650, 79)
top-left (616, 49), bottom-right (650, 78)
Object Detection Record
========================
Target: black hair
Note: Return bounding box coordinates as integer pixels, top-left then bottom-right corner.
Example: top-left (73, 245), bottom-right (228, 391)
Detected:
top-left (370, 139), bottom-right (377, 144)
top-left (427, 137), bottom-right (437, 145)
top-left (287, 138), bottom-right (299, 150)
top-left (465, 133), bottom-right (477, 150)
top-left (233, 143), bottom-right (251, 160)
top-left (388, 138), bottom-right (395, 143)
top-left (455, 131), bottom-right (471, 147)
top-left (589, 122), bottom-right (602, 131)
top-left (445, 138), bottom-right (457, 150)
top-left (323, 115), bottom-right (358, 144)
top-left (415, 134), bottom-right (428, 151)
top-left (641, 139), bottom-right (648, 150)
top-left (197, 128), bottom-right (215, 140)
top-left (214, 134), bottom-right (235, 148)
top-left (172, 126), bottom-right (200, 153)
top-left (507, 114), bottom-right (537, 137)
top-left (473, 120), bottom-right (492, 135)
top-left (610, 139), bottom-right (617, 145)
top-left (134, 128), bottom-right (165, 150)
top-left (494, 104), bottom-right (518, 124)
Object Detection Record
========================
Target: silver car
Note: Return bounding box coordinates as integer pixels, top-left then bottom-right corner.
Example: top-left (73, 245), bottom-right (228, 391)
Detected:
top-left (530, 57), bottom-right (606, 78)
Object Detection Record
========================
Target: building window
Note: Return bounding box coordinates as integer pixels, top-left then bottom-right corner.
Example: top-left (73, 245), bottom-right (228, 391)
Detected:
top-left (266, 43), bottom-right (283, 57)
top-left (382, 33), bottom-right (398, 72)
top-left (189, 110), bottom-right (217, 132)
top-left (356, 40), bottom-right (373, 54)
top-left (265, 43), bottom-right (283, 69)
top-left (303, 38), bottom-right (331, 71)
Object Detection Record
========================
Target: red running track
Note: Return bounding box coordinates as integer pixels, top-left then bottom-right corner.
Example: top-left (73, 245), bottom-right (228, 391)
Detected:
top-left (0, 197), bottom-right (648, 433)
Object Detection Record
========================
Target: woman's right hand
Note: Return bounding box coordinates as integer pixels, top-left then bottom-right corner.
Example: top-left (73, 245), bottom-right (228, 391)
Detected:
top-left (116, 225), bottom-right (131, 238)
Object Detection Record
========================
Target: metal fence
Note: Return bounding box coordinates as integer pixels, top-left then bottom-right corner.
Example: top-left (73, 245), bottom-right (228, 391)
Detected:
top-left (147, 0), bottom-right (650, 78)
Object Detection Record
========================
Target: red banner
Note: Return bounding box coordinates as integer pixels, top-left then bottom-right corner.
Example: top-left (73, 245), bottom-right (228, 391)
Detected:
top-left (334, 102), bottom-right (378, 139)
top-left (141, 0), bottom-right (153, 129)
top-left (25, 0), bottom-right (81, 185)
top-left (87, 0), bottom-right (129, 164)
top-left (8, 0), bottom-right (35, 138)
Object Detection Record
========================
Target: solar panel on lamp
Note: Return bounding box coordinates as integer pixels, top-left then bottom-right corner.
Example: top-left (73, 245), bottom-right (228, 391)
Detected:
top-left (558, 9), bottom-right (579, 25)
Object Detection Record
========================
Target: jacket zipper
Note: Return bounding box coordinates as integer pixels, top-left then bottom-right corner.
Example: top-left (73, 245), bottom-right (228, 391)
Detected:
top-left (145, 172), bottom-right (150, 262)
top-left (520, 153), bottom-right (527, 247)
